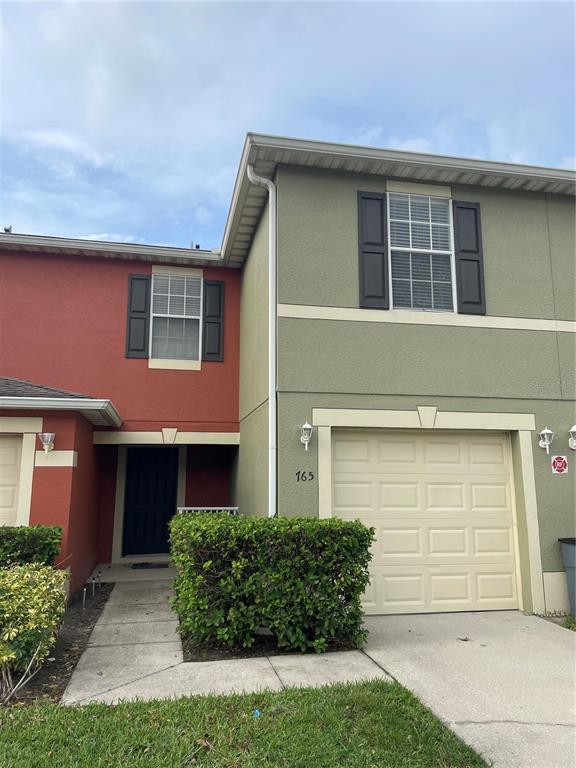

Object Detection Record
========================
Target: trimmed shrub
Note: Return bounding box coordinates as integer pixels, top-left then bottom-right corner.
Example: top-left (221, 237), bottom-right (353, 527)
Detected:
top-left (0, 526), bottom-right (62, 567)
top-left (170, 514), bottom-right (375, 652)
top-left (0, 563), bottom-right (67, 701)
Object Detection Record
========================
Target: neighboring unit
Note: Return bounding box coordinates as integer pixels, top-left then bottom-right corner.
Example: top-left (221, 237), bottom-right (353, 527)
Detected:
top-left (0, 240), bottom-right (239, 590)
top-left (1, 134), bottom-right (575, 615)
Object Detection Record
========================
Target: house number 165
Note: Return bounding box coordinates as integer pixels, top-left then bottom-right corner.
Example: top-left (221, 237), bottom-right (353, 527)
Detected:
top-left (296, 470), bottom-right (315, 482)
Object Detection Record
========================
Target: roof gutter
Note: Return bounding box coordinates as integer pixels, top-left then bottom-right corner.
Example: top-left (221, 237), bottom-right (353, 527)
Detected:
top-left (0, 397), bottom-right (123, 427)
top-left (246, 163), bottom-right (277, 518)
top-left (0, 233), bottom-right (224, 267)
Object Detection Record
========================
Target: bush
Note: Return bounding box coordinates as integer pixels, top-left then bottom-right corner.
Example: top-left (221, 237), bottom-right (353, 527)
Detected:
top-left (0, 563), bottom-right (67, 701)
top-left (170, 514), bottom-right (374, 652)
top-left (0, 526), bottom-right (62, 568)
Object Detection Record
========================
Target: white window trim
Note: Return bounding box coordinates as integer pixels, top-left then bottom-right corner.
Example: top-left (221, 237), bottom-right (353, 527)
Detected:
top-left (148, 266), bottom-right (204, 370)
top-left (386, 192), bottom-right (458, 313)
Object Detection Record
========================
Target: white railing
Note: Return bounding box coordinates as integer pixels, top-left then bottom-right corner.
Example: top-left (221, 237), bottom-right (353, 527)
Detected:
top-left (176, 506), bottom-right (239, 516)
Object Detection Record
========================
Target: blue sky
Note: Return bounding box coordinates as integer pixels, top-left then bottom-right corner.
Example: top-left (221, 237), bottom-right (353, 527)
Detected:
top-left (1, 1), bottom-right (574, 249)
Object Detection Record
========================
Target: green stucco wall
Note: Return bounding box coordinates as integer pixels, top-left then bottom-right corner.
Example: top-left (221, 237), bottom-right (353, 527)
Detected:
top-left (274, 165), bottom-right (575, 574)
top-left (235, 205), bottom-right (269, 516)
top-left (235, 401), bottom-right (269, 518)
top-left (276, 165), bottom-right (576, 321)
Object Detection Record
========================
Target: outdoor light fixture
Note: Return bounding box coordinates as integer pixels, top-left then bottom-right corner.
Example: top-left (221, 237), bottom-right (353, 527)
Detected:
top-left (569, 425), bottom-right (576, 451)
top-left (300, 422), bottom-right (313, 451)
top-left (38, 433), bottom-right (55, 454)
top-left (538, 427), bottom-right (554, 455)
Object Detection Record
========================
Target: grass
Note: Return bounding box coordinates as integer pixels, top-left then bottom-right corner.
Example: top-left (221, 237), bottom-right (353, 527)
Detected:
top-left (562, 615), bottom-right (576, 631)
top-left (0, 680), bottom-right (488, 768)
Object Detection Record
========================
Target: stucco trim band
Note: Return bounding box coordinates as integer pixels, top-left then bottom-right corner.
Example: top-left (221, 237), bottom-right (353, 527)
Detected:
top-left (152, 265), bottom-right (203, 277)
top-left (386, 181), bottom-right (451, 197)
top-left (0, 417), bottom-right (43, 433)
top-left (312, 408), bottom-right (536, 432)
top-left (34, 450), bottom-right (78, 467)
top-left (148, 359), bottom-right (202, 371)
top-left (278, 303), bottom-right (576, 334)
top-left (94, 431), bottom-right (240, 445)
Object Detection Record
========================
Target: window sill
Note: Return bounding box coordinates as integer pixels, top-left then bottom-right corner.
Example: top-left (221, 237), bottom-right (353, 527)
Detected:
top-left (148, 358), bottom-right (202, 371)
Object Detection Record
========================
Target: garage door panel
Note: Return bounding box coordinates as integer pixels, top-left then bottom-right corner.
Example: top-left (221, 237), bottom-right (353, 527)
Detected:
top-left (423, 439), bottom-right (464, 466)
top-left (0, 436), bottom-right (22, 527)
top-left (364, 565), bottom-right (518, 614)
top-left (333, 429), bottom-right (518, 614)
top-left (471, 483), bottom-right (510, 511)
top-left (333, 481), bottom-right (372, 509)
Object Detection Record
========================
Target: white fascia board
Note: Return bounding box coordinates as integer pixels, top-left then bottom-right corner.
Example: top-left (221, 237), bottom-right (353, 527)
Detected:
top-left (247, 133), bottom-right (576, 185)
top-left (0, 397), bottom-right (122, 427)
top-left (0, 233), bottom-right (224, 267)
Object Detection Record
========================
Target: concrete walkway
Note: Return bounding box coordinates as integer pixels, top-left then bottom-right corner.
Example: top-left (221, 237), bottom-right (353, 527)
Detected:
top-left (62, 578), bottom-right (389, 706)
top-left (363, 612), bottom-right (576, 768)
top-left (62, 580), bottom-right (575, 767)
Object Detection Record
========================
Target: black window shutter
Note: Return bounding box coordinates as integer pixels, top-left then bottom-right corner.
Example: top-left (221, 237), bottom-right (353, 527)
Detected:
top-left (453, 201), bottom-right (486, 315)
top-left (202, 281), bottom-right (225, 362)
top-left (126, 275), bottom-right (151, 358)
top-left (358, 192), bottom-right (389, 309)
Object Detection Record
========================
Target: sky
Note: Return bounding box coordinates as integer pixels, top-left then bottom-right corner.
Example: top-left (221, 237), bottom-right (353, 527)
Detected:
top-left (1, 0), bottom-right (574, 249)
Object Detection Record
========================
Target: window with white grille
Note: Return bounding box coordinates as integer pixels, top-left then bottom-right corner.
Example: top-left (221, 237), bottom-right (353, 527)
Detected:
top-left (388, 193), bottom-right (455, 311)
top-left (150, 274), bottom-right (202, 360)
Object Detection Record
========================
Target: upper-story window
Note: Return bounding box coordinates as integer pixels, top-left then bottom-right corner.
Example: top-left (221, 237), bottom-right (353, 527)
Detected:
top-left (358, 189), bottom-right (485, 316)
top-left (151, 274), bottom-right (202, 360)
top-left (125, 269), bottom-right (225, 365)
top-left (388, 193), bottom-right (455, 312)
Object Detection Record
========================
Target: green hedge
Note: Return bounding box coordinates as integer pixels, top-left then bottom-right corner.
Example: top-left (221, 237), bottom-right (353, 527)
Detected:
top-left (0, 526), bottom-right (62, 568)
top-left (170, 514), bottom-right (374, 652)
top-left (0, 564), bottom-right (67, 699)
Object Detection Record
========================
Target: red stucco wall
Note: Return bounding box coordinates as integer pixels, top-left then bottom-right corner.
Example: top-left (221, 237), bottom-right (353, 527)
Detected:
top-left (97, 445), bottom-right (117, 564)
top-left (23, 411), bottom-right (99, 592)
top-left (66, 416), bottom-right (101, 591)
top-left (185, 445), bottom-right (236, 507)
top-left (0, 251), bottom-right (240, 432)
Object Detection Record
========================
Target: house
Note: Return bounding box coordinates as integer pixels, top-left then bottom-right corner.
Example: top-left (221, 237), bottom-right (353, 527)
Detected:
top-left (0, 240), bottom-right (240, 590)
top-left (1, 134), bottom-right (575, 615)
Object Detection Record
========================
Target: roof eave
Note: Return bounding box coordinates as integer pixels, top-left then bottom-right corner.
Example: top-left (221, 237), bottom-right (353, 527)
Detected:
top-left (222, 133), bottom-right (576, 262)
top-left (0, 233), bottom-right (226, 268)
top-left (0, 396), bottom-right (123, 427)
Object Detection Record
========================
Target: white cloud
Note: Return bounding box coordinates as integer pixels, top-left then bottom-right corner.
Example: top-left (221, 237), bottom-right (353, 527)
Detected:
top-left (78, 233), bottom-right (145, 243)
top-left (19, 129), bottom-right (108, 167)
top-left (1, 1), bottom-right (573, 244)
top-left (559, 156), bottom-right (576, 170)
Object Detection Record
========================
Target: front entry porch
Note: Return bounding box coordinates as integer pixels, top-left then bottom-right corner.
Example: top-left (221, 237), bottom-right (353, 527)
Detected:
top-left (98, 443), bottom-right (237, 566)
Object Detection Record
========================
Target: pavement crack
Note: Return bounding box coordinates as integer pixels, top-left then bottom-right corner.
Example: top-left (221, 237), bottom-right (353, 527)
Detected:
top-left (265, 657), bottom-right (286, 689)
top-left (66, 660), bottom-right (183, 706)
top-left (359, 649), bottom-right (398, 683)
top-left (453, 719), bottom-right (574, 728)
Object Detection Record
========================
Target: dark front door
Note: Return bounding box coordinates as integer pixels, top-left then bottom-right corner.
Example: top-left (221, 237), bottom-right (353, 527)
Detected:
top-left (123, 447), bottom-right (179, 556)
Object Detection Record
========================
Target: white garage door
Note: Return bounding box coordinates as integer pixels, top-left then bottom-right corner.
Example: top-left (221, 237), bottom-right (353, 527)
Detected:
top-left (332, 430), bottom-right (519, 614)
top-left (0, 435), bottom-right (22, 526)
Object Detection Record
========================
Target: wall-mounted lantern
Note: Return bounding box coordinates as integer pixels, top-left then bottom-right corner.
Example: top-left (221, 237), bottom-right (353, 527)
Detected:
top-left (538, 427), bottom-right (554, 455)
top-left (38, 433), bottom-right (56, 454)
top-left (569, 425), bottom-right (576, 451)
top-left (300, 422), bottom-right (313, 451)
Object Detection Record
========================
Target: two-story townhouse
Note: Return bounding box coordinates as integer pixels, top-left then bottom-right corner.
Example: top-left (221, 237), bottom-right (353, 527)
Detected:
top-left (1, 134), bottom-right (575, 616)
top-left (226, 135), bottom-right (575, 617)
top-left (0, 238), bottom-right (240, 590)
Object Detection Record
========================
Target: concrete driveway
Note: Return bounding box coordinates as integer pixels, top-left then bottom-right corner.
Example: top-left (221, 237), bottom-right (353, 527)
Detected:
top-left (363, 611), bottom-right (576, 768)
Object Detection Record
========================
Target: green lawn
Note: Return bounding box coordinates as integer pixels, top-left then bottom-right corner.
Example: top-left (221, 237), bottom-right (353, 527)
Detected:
top-left (0, 680), bottom-right (487, 768)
